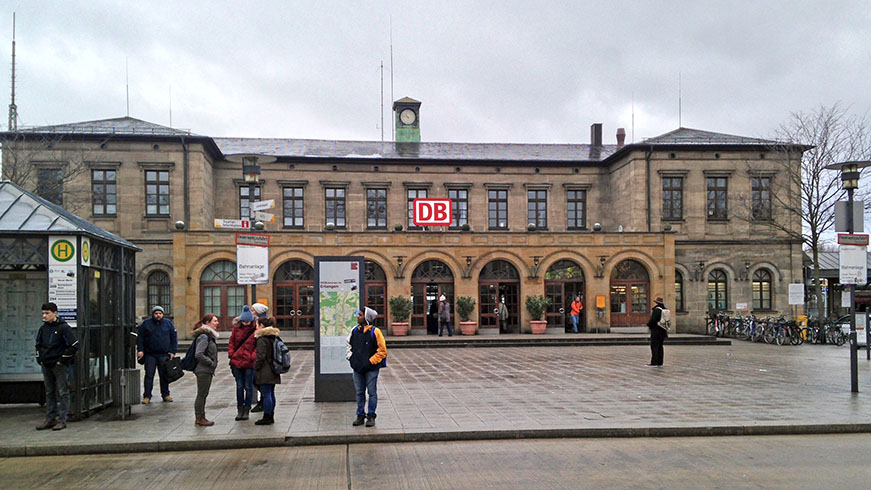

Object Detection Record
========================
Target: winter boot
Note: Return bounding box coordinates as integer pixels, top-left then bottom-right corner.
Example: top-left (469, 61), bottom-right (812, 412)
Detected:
top-left (254, 413), bottom-right (274, 425)
top-left (365, 414), bottom-right (376, 427)
top-left (195, 415), bottom-right (214, 427)
top-left (251, 400), bottom-right (264, 413)
top-left (240, 405), bottom-right (251, 421)
top-left (234, 405), bottom-right (244, 421)
top-left (352, 414), bottom-right (366, 426)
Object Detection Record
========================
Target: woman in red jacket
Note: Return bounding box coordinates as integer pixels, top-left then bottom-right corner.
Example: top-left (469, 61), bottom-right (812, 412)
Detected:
top-left (228, 305), bottom-right (258, 421)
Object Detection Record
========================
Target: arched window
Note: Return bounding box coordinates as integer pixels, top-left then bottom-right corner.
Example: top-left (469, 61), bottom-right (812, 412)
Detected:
top-left (753, 269), bottom-right (772, 310)
top-left (707, 269), bottom-right (728, 312)
top-left (675, 270), bottom-right (684, 312)
top-left (147, 270), bottom-right (171, 315)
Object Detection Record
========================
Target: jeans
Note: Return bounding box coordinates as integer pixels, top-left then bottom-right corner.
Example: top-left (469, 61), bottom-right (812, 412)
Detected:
top-left (143, 354), bottom-right (170, 399)
top-left (570, 314), bottom-right (579, 333)
top-left (41, 363), bottom-right (70, 423)
top-left (259, 384), bottom-right (276, 415)
top-left (194, 372), bottom-right (212, 416)
top-left (230, 367), bottom-right (255, 406)
top-left (353, 369), bottom-right (379, 416)
top-left (439, 319), bottom-right (453, 336)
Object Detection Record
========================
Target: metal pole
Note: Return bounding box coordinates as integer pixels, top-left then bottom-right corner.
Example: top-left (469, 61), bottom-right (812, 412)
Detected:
top-left (847, 186), bottom-right (858, 393)
top-left (248, 179), bottom-right (257, 304)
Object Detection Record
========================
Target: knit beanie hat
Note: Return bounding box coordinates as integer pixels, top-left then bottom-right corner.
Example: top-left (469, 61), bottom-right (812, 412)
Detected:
top-left (252, 303), bottom-right (269, 316)
top-left (239, 305), bottom-right (254, 323)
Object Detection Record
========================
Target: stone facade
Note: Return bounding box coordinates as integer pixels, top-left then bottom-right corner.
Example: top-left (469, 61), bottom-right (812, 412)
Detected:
top-left (1, 116), bottom-right (805, 337)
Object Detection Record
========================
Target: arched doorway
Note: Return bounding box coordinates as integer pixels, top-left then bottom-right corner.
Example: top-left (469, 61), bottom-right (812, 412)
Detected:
top-left (479, 260), bottom-right (520, 334)
top-left (274, 260), bottom-right (315, 336)
top-left (545, 259), bottom-right (586, 332)
top-left (200, 260), bottom-right (245, 330)
top-left (609, 259), bottom-right (650, 327)
top-left (411, 260), bottom-right (454, 335)
top-left (365, 260), bottom-right (387, 329)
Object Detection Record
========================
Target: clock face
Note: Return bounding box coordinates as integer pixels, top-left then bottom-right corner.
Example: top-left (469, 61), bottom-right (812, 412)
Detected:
top-left (400, 109), bottom-right (416, 125)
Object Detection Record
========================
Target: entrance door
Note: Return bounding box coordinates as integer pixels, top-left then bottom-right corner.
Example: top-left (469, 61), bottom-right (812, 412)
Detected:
top-left (410, 260), bottom-right (455, 334)
top-left (275, 284), bottom-right (315, 334)
top-left (609, 260), bottom-right (650, 327)
top-left (364, 261), bottom-right (387, 329)
top-left (200, 260), bottom-right (245, 330)
top-left (478, 260), bottom-right (521, 334)
top-left (544, 259), bottom-right (586, 332)
top-left (273, 260), bottom-right (315, 336)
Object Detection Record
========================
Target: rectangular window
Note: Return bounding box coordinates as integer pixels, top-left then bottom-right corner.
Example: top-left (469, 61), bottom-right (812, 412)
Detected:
top-left (282, 186), bottom-right (304, 228)
top-left (488, 189), bottom-right (508, 229)
top-left (751, 176), bottom-right (771, 221)
top-left (92, 169), bottom-right (117, 216)
top-left (527, 190), bottom-right (547, 229)
top-left (449, 189), bottom-right (469, 229)
top-left (407, 188), bottom-right (427, 230)
top-left (239, 185), bottom-right (261, 220)
top-left (325, 187), bottom-right (346, 228)
top-left (706, 177), bottom-right (728, 220)
top-left (662, 177), bottom-right (683, 220)
top-left (566, 189), bottom-right (586, 230)
top-left (145, 170), bottom-right (170, 216)
top-left (367, 188), bottom-right (388, 229)
top-left (37, 168), bottom-right (64, 206)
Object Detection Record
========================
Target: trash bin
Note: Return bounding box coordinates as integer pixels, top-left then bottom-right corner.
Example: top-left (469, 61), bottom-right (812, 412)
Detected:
top-left (113, 368), bottom-right (140, 419)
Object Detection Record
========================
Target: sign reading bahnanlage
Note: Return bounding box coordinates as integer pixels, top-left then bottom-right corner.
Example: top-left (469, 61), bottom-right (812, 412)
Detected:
top-left (236, 245), bottom-right (269, 285)
top-left (316, 259), bottom-right (362, 375)
top-left (48, 236), bottom-right (78, 327)
top-left (839, 244), bottom-right (868, 285)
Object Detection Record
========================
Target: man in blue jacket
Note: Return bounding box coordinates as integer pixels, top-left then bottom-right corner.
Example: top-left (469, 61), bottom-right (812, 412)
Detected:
top-left (137, 306), bottom-right (178, 403)
top-left (35, 302), bottom-right (79, 431)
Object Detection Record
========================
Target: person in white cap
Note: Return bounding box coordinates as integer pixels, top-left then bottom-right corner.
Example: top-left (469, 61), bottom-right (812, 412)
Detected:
top-left (136, 305), bottom-right (178, 403)
top-left (346, 307), bottom-right (387, 427)
top-left (438, 294), bottom-right (452, 337)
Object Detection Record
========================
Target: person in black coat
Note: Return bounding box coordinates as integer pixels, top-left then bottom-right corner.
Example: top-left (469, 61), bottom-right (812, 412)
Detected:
top-left (35, 302), bottom-right (79, 431)
top-left (646, 296), bottom-right (667, 367)
top-left (136, 306), bottom-right (178, 403)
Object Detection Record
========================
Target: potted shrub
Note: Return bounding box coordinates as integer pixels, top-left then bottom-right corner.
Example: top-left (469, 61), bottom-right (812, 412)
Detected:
top-left (388, 295), bottom-right (413, 336)
top-left (525, 294), bottom-right (551, 334)
top-left (456, 296), bottom-right (477, 335)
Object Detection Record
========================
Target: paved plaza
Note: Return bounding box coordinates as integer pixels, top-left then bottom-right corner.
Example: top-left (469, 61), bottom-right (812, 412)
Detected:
top-left (1, 338), bottom-right (871, 456)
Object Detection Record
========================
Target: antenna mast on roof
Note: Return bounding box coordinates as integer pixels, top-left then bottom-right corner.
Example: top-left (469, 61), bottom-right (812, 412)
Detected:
top-left (678, 72), bottom-right (682, 128)
top-left (380, 61), bottom-right (384, 146)
top-left (169, 85), bottom-right (172, 127)
top-left (126, 58), bottom-right (129, 117)
top-left (8, 12), bottom-right (18, 131)
top-left (631, 91), bottom-right (635, 143)
top-left (390, 14), bottom-right (394, 141)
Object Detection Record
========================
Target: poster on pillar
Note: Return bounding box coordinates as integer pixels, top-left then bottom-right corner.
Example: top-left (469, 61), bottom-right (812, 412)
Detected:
top-left (236, 245), bottom-right (269, 285)
top-left (48, 236), bottom-right (78, 327)
top-left (313, 256), bottom-right (364, 402)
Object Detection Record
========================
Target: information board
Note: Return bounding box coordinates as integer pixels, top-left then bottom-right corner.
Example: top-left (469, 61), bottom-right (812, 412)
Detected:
top-left (48, 236), bottom-right (78, 327)
top-left (788, 283), bottom-right (805, 306)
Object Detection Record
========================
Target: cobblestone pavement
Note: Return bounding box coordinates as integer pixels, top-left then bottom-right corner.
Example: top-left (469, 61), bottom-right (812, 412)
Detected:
top-left (2, 340), bottom-right (871, 455)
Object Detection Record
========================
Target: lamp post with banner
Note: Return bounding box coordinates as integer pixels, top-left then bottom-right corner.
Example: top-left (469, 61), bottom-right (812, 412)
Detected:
top-left (825, 160), bottom-right (871, 393)
top-left (227, 154), bottom-right (276, 304)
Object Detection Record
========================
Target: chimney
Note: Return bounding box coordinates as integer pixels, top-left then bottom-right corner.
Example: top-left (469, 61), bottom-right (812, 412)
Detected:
top-left (590, 123), bottom-right (602, 147)
top-left (616, 128), bottom-right (626, 148)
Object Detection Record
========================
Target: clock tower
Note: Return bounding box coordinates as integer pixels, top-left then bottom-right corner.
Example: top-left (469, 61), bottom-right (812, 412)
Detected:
top-left (393, 97), bottom-right (421, 143)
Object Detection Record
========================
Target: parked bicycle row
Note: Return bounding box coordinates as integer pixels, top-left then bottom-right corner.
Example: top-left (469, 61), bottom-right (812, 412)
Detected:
top-left (705, 313), bottom-right (849, 346)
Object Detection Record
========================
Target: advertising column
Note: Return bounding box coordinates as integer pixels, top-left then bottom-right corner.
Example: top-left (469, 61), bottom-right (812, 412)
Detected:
top-left (48, 236), bottom-right (78, 327)
top-left (314, 256), bottom-right (363, 402)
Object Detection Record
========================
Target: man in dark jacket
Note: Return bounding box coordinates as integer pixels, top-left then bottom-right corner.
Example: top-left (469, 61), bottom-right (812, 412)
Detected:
top-left (346, 307), bottom-right (387, 427)
top-left (136, 306), bottom-right (178, 403)
top-left (35, 302), bottom-right (79, 431)
top-left (646, 296), bottom-right (667, 367)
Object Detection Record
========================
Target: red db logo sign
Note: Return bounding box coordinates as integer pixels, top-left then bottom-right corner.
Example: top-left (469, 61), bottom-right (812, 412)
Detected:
top-left (413, 199), bottom-right (452, 226)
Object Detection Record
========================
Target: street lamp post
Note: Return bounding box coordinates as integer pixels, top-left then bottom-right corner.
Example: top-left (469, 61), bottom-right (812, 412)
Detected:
top-left (826, 160), bottom-right (871, 393)
top-left (227, 153), bottom-right (276, 306)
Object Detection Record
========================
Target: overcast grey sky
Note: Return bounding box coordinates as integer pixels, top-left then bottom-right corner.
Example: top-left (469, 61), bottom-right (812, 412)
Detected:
top-left (1, 1), bottom-right (870, 145)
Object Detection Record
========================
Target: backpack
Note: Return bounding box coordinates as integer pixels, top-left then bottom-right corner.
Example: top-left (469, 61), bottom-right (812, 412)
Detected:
top-left (271, 337), bottom-right (291, 374)
top-left (658, 308), bottom-right (672, 332)
top-left (179, 334), bottom-right (200, 371)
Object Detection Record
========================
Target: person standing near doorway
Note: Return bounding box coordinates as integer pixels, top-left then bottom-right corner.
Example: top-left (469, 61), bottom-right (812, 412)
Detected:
top-left (438, 295), bottom-right (452, 337)
top-left (646, 297), bottom-right (667, 367)
top-left (496, 297), bottom-right (509, 333)
top-left (569, 296), bottom-right (584, 333)
top-left (136, 306), bottom-right (178, 404)
top-left (35, 302), bottom-right (79, 431)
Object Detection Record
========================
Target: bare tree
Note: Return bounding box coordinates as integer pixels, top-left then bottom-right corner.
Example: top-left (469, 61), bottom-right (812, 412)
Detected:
top-left (739, 103), bottom-right (871, 318)
top-left (1, 131), bottom-right (111, 215)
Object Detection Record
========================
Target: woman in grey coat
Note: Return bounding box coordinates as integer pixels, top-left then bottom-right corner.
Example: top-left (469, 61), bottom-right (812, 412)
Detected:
top-left (193, 314), bottom-right (220, 426)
